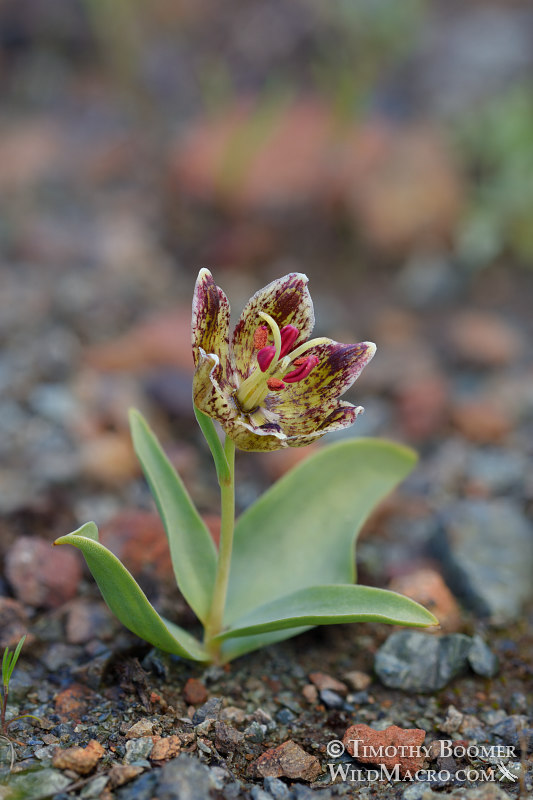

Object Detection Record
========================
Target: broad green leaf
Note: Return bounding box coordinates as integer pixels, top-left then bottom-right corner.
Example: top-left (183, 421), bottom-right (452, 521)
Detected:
top-left (129, 409), bottom-right (217, 624)
top-left (224, 439), bottom-right (416, 627)
top-left (54, 523), bottom-right (209, 662)
top-left (217, 584), bottom-right (438, 643)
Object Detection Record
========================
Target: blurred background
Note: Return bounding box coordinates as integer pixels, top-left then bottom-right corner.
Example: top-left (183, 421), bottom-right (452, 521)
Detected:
top-left (1, 0), bottom-right (533, 614)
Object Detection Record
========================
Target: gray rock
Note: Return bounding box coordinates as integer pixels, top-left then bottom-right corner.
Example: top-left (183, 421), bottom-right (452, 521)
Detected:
top-left (264, 775), bottom-right (291, 799)
top-left (402, 785), bottom-right (437, 800)
top-left (116, 770), bottom-right (158, 800)
top-left (157, 755), bottom-right (215, 799)
top-left (466, 448), bottom-right (526, 495)
top-left (192, 697), bottom-right (222, 725)
top-left (80, 775), bottom-right (109, 799)
top-left (491, 715), bottom-right (533, 754)
top-left (467, 635), bottom-right (499, 677)
top-left (251, 787), bottom-right (273, 800)
top-left (276, 708), bottom-right (296, 724)
top-left (5, 767), bottom-right (70, 800)
top-left (396, 251), bottom-right (463, 309)
top-left (375, 631), bottom-right (473, 692)
top-left (117, 754), bottom-right (218, 800)
top-left (432, 499), bottom-right (533, 623)
top-left (319, 689), bottom-right (344, 709)
top-left (244, 720), bottom-right (266, 743)
top-left (124, 736), bottom-right (154, 764)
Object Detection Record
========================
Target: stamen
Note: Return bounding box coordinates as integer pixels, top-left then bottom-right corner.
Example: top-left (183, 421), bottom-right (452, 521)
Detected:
top-left (253, 325), bottom-right (269, 349)
top-left (279, 325), bottom-right (299, 358)
top-left (258, 312), bottom-right (282, 368)
top-left (283, 355), bottom-right (319, 383)
top-left (257, 346), bottom-right (276, 372)
top-left (267, 378), bottom-right (285, 391)
top-left (287, 336), bottom-right (330, 362)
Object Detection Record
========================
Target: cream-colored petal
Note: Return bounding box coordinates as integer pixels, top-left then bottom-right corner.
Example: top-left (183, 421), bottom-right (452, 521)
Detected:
top-left (232, 273), bottom-right (315, 380)
top-left (191, 269), bottom-right (233, 381)
top-left (193, 350), bottom-right (288, 452)
top-left (283, 402), bottom-right (364, 447)
top-left (264, 340), bottom-right (375, 436)
top-left (229, 418), bottom-right (289, 452)
top-left (193, 350), bottom-right (238, 425)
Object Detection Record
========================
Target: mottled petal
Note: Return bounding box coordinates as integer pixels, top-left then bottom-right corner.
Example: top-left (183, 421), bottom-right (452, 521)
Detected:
top-left (232, 273), bottom-right (315, 380)
top-left (191, 269), bottom-right (232, 380)
top-left (265, 340), bottom-right (375, 435)
top-left (193, 350), bottom-right (288, 452)
top-left (284, 402), bottom-right (363, 447)
top-left (192, 350), bottom-right (238, 425)
top-left (231, 419), bottom-right (288, 452)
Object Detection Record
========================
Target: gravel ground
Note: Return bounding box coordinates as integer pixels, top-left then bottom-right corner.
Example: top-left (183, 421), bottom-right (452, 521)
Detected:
top-left (1, 2), bottom-right (532, 798)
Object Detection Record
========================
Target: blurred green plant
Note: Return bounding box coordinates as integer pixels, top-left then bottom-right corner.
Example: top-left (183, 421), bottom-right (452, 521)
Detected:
top-left (455, 85), bottom-right (533, 268)
top-left (311, 0), bottom-right (426, 121)
top-left (1, 635), bottom-right (39, 769)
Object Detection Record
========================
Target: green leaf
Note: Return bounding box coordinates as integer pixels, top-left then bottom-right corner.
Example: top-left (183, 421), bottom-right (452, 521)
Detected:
top-left (129, 409), bottom-right (217, 624)
top-left (217, 584), bottom-right (438, 644)
top-left (5, 635), bottom-right (26, 685)
top-left (225, 438), bottom-right (417, 628)
top-left (54, 523), bottom-right (209, 662)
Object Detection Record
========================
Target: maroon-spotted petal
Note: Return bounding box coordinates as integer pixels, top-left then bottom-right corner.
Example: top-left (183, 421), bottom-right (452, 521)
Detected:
top-left (192, 268), bottom-right (232, 382)
top-left (232, 273), bottom-right (315, 380)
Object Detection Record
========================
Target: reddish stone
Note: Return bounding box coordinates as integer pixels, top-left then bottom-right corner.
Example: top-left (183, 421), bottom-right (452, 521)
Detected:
top-left (308, 672), bottom-right (348, 695)
top-left (171, 102), bottom-right (463, 258)
top-left (346, 125), bottom-right (463, 255)
top-left (452, 401), bottom-right (512, 444)
top-left (65, 599), bottom-right (116, 644)
top-left (99, 510), bottom-right (173, 580)
top-left (302, 684), bottom-right (318, 704)
top-left (447, 310), bottom-right (523, 368)
top-left (0, 119), bottom-right (61, 192)
top-left (52, 739), bottom-right (104, 775)
top-left (107, 765), bottom-right (143, 788)
top-left (343, 724), bottom-right (426, 777)
top-left (183, 678), bottom-right (208, 706)
top-left (6, 536), bottom-right (82, 609)
top-left (388, 568), bottom-right (460, 632)
top-left (79, 431), bottom-right (139, 485)
top-left (255, 739), bottom-right (321, 782)
top-left (343, 671), bottom-right (372, 691)
top-left (54, 684), bottom-right (96, 722)
top-left (396, 375), bottom-right (450, 440)
top-left (0, 597), bottom-right (31, 649)
top-left (151, 735), bottom-right (182, 761)
top-left (86, 309), bottom-right (193, 373)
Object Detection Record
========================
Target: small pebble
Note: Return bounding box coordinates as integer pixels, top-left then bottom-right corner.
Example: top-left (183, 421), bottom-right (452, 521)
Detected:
top-left (263, 776), bottom-right (291, 799)
top-left (467, 635), bottom-right (499, 678)
top-left (276, 708), bottom-right (295, 725)
top-left (124, 737), bottom-right (154, 764)
top-left (192, 697), bottom-right (221, 725)
top-left (319, 689), bottom-right (345, 709)
top-left (375, 631), bottom-right (472, 692)
top-left (183, 677), bottom-right (208, 706)
top-left (343, 670), bottom-right (372, 691)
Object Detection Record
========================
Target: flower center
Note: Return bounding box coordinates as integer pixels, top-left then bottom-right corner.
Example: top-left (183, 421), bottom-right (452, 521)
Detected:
top-left (234, 312), bottom-right (326, 414)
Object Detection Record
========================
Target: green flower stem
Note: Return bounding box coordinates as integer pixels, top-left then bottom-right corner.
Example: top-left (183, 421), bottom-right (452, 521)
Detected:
top-left (204, 436), bottom-right (236, 662)
top-left (193, 405), bottom-right (230, 486)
